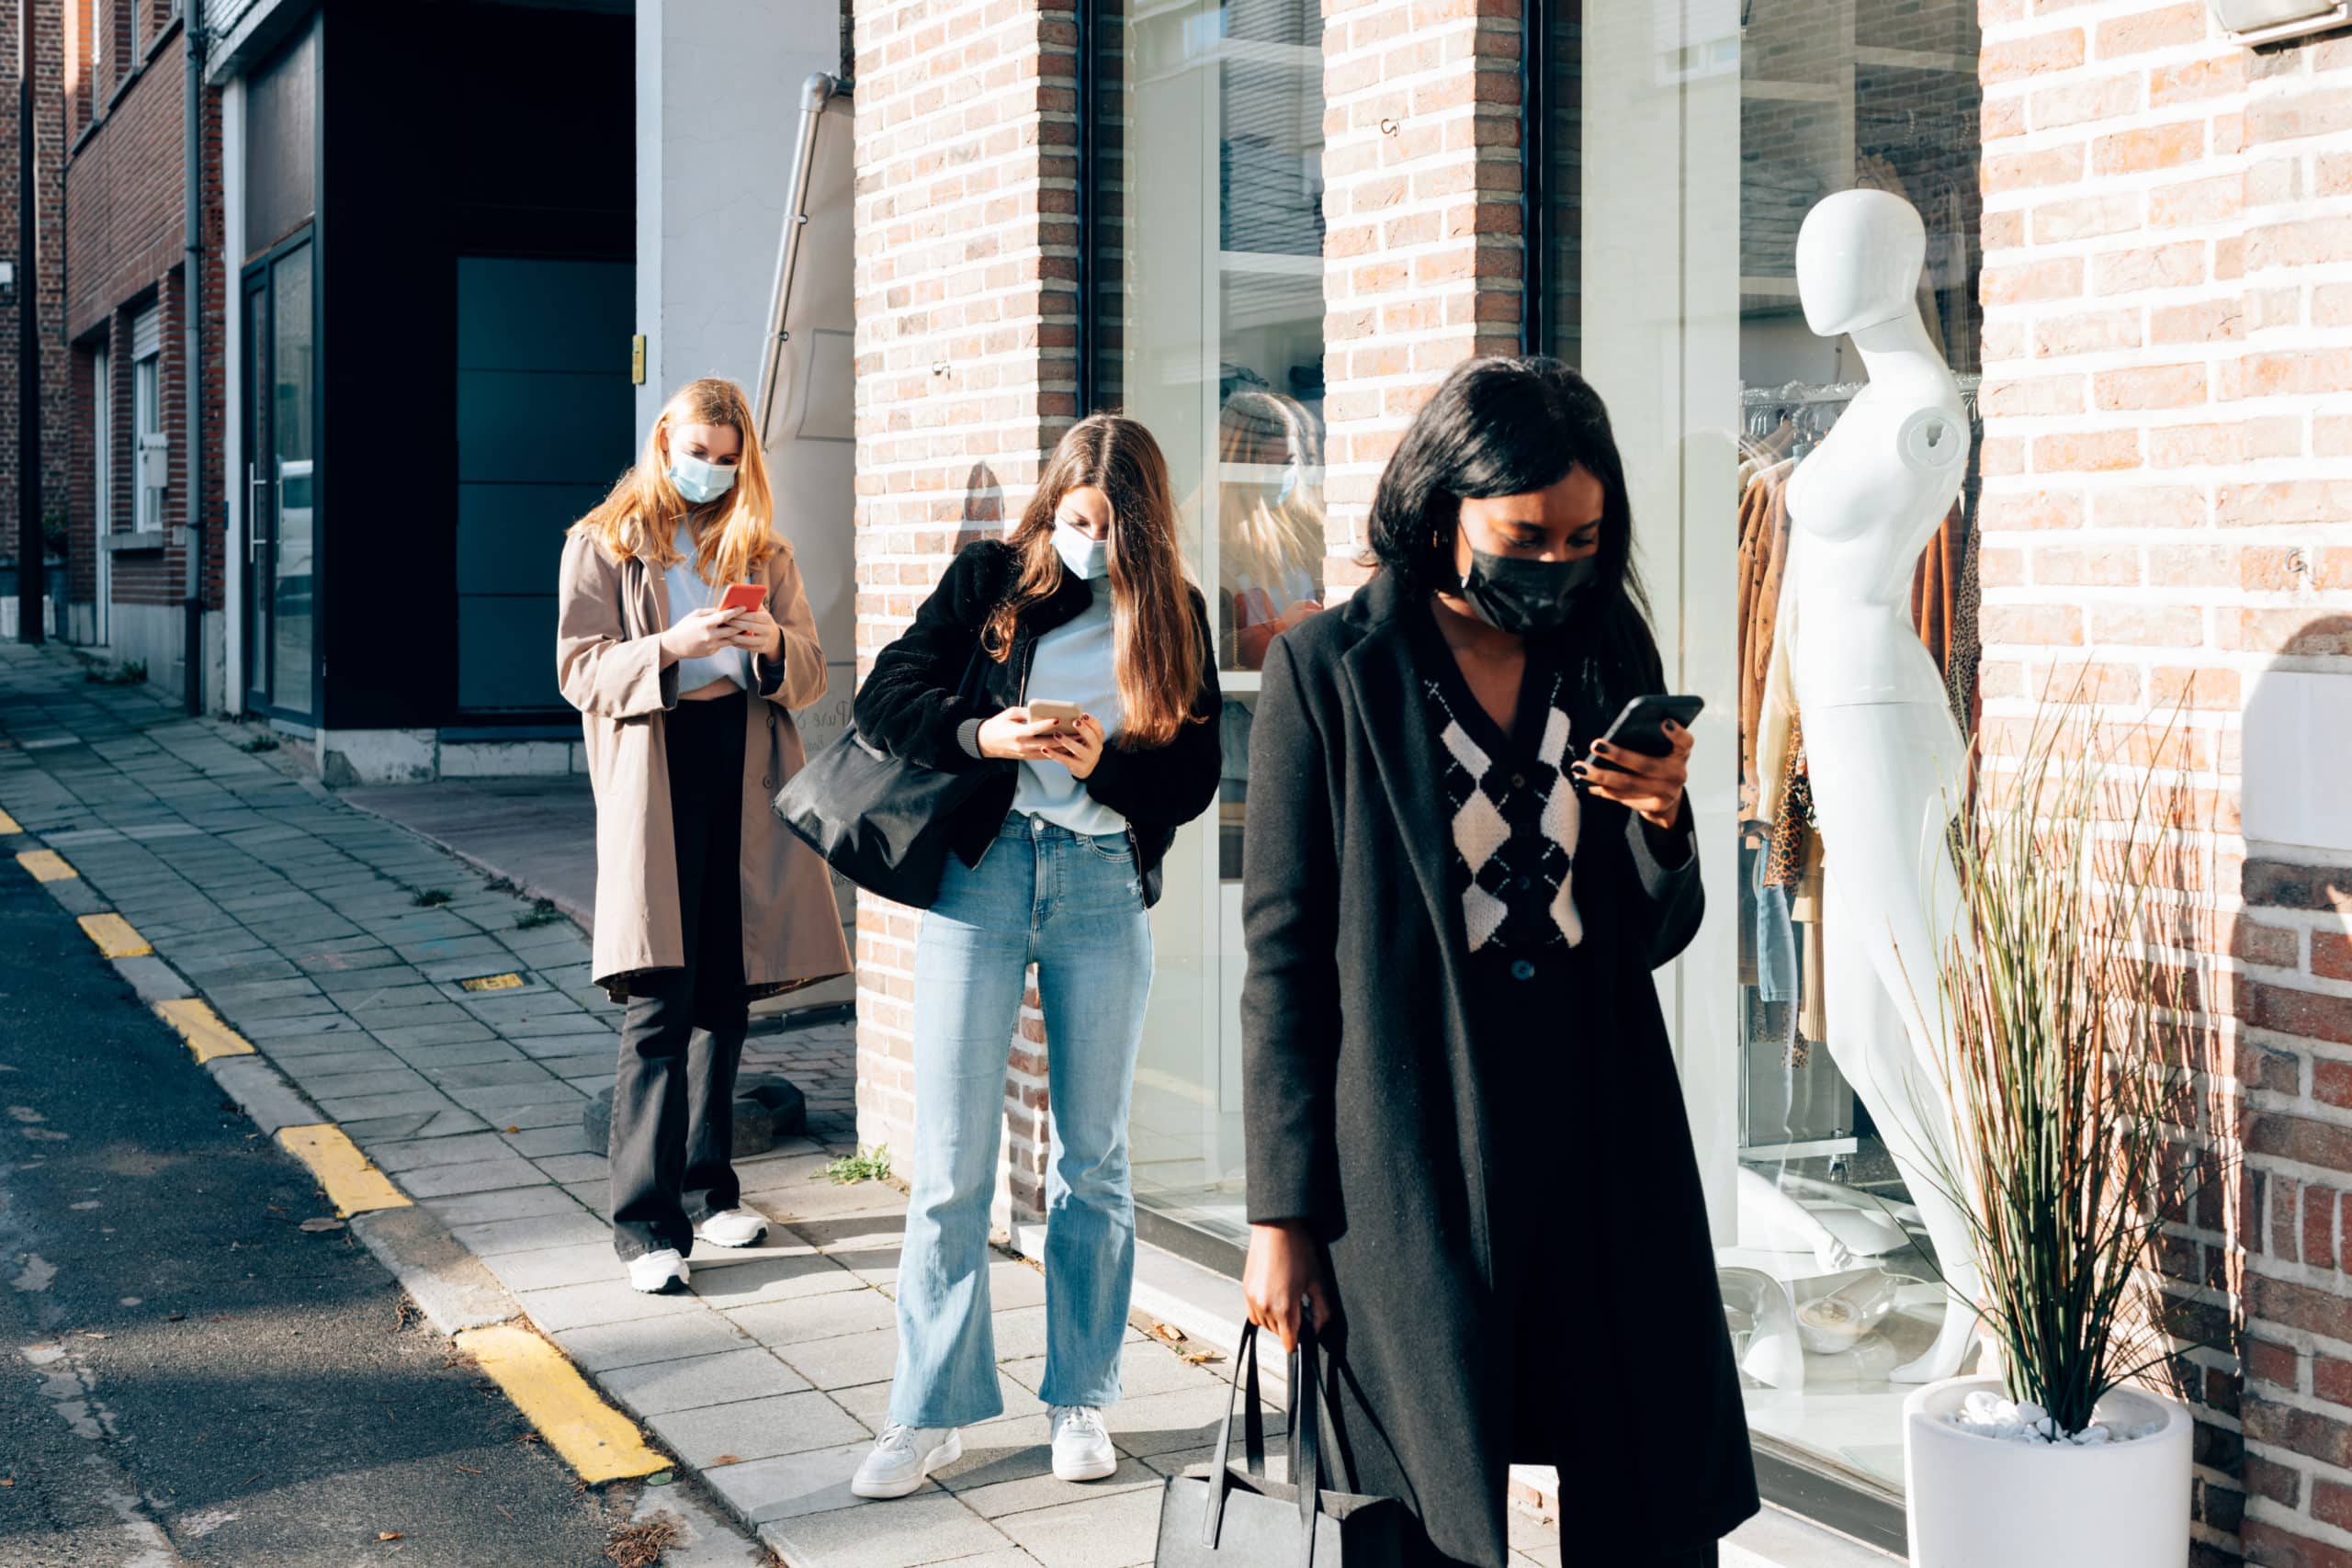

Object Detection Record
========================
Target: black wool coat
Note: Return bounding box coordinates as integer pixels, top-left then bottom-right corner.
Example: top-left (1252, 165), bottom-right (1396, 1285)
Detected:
top-left (1240, 572), bottom-right (1759, 1566)
top-left (852, 538), bottom-right (1223, 908)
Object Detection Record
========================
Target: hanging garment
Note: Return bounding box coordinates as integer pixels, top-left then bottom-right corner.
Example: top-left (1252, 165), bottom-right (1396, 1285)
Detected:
top-left (1909, 499), bottom-right (1963, 677)
top-left (1738, 460), bottom-right (1794, 815)
top-left (1948, 499), bottom-right (1982, 742)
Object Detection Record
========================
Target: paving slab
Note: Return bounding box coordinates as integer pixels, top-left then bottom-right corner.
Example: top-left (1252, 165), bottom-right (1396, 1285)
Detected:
top-left (761, 1492), bottom-right (1016, 1568)
top-left (555, 1312), bottom-right (759, 1374)
top-left (989, 1484), bottom-right (1163, 1568)
top-left (701, 1441), bottom-right (879, 1524)
top-left (649, 1391), bottom-right (873, 1470)
top-left (599, 1348), bottom-right (814, 1416)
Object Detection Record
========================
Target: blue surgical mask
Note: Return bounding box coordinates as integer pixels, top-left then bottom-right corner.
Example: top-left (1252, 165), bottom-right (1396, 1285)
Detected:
top-left (1053, 519), bottom-right (1110, 581)
top-left (668, 452), bottom-right (737, 505)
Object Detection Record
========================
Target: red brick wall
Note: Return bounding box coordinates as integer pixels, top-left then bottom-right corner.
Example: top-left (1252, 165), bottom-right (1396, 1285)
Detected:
top-left (1976, 6), bottom-right (2352, 1564)
top-left (59, 17), bottom-right (228, 653)
top-left (1320, 0), bottom-right (1524, 580)
top-left (848, 0), bottom-right (1083, 1209)
top-left (0, 0), bottom-right (74, 581)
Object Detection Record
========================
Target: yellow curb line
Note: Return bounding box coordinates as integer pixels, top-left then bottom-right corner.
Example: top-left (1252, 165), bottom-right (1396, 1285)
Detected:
top-left (0, 807), bottom-right (20, 834)
top-left (16, 849), bottom-right (75, 882)
top-left (78, 913), bottom-right (153, 959)
top-left (275, 1123), bottom-right (413, 1216)
top-left (152, 998), bottom-right (256, 1064)
top-left (456, 1324), bottom-right (669, 1483)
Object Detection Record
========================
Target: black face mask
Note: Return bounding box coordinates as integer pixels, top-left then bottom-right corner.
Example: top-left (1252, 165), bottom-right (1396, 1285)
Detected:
top-left (1454, 548), bottom-right (1600, 636)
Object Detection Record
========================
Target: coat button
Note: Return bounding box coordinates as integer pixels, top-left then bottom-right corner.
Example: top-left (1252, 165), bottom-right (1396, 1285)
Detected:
top-left (1510, 959), bottom-right (1535, 981)
top-left (1511, 773), bottom-right (1526, 789)
top-left (763, 775), bottom-right (775, 790)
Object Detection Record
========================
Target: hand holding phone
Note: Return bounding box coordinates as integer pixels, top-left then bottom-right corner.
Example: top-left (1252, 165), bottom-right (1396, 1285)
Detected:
top-left (1027, 699), bottom-right (1084, 734)
top-left (1575, 694), bottom-right (1701, 831)
top-left (718, 582), bottom-right (769, 615)
top-left (1595, 694), bottom-right (1705, 759)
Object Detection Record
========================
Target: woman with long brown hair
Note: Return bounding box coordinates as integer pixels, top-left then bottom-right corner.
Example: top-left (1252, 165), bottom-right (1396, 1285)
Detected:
top-left (557, 377), bottom-right (847, 1296)
top-left (848, 413), bottom-right (1221, 1497)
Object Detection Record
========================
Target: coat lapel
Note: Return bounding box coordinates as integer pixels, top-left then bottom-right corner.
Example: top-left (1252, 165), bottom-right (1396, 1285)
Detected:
top-left (1339, 576), bottom-right (1467, 964)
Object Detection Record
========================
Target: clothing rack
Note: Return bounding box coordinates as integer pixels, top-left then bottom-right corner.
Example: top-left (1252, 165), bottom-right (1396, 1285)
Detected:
top-left (1740, 372), bottom-right (1982, 411)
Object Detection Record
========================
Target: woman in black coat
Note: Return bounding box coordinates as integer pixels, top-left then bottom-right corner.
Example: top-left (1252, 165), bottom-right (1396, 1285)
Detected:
top-left (1238, 358), bottom-right (1759, 1567)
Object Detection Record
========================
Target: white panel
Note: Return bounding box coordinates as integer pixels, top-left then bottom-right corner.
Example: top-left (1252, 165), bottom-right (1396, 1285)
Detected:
top-left (2243, 671), bottom-right (2352, 852)
top-left (131, 306), bottom-right (162, 361)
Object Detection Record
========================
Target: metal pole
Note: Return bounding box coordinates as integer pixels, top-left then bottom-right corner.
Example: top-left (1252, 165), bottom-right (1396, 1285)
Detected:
top-left (181, 0), bottom-right (205, 711)
top-left (15, 0), bottom-right (43, 645)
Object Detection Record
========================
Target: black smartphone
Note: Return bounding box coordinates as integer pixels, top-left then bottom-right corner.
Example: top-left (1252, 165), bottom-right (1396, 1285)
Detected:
top-left (1595, 694), bottom-right (1705, 759)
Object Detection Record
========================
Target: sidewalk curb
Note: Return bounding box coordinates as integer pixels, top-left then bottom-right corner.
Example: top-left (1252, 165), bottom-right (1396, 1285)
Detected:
top-left (350, 1206), bottom-right (518, 1336)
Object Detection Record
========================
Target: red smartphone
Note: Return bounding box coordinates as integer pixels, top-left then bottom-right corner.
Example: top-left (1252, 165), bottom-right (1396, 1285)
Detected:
top-left (718, 582), bottom-right (768, 615)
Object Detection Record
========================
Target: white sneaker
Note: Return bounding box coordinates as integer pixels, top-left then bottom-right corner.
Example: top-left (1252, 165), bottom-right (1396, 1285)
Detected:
top-left (696, 1209), bottom-right (768, 1248)
top-left (851, 1422), bottom-right (961, 1499)
top-left (626, 1248), bottom-right (690, 1294)
top-left (1049, 1404), bottom-right (1117, 1482)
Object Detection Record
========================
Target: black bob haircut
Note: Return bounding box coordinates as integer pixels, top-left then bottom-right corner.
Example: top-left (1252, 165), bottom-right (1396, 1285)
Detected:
top-left (1365, 355), bottom-right (1664, 694)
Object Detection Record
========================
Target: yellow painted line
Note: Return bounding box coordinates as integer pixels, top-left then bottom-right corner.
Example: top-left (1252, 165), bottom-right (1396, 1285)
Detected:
top-left (0, 807), bottom-right (20, 834)
top-left (78, 913), bottom-right (153, 958)
top-left (17, 849), bottom-right (75, 882)
top-left (456, 1324), bottom-right (669, 1483)
top-left (152, 998), bottom-right (256, 1064)
top-left (275, 1123), bottom-right (413, 1216)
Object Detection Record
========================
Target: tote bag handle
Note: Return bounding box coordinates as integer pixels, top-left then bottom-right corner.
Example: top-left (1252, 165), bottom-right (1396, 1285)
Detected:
top-left (1202, 1306), bottom-right (1329, 1564)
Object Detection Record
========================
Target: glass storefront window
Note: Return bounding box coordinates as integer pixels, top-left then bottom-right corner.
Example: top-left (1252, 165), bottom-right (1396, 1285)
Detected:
top-left (1535, 0), bottom-right (1985, 1499)
top-left (1092, 0), bottom-right (1329, 1254)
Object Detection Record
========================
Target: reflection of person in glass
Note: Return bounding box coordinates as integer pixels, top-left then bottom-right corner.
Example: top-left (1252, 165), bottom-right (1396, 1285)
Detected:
top-left (1238, 359), bottom-right (1758, 1566)
top-left (1217, 388), bottom-right (1326, 671)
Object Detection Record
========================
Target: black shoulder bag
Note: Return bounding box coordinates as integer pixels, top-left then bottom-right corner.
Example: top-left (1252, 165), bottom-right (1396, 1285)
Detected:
top-left (1155, 1314), bottom-right (1408, 1568)
top-left (772, 644), bottom-right (995, 909)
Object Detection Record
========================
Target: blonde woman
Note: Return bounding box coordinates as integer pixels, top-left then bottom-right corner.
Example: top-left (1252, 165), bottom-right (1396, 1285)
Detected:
top-left (849, 414), bottom-right (1221, 1495)
top-left (1216, 388), bottom-right (1327, 671)
top-left (557, 377), bottom-right (849, 1295)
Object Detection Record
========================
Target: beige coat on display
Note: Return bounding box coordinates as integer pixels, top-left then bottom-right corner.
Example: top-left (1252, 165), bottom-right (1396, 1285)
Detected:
top-left (556, 528), bottom-right (851, 1001)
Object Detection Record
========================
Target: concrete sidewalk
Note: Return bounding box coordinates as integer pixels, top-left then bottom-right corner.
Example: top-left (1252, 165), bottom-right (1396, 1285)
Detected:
top-left (0, 644), bottom-right (1893, 1568)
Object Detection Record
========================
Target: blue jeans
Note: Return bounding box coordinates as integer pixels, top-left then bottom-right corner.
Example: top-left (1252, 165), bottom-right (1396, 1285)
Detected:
top-left (888, 814), bottom-right (1154, 1427)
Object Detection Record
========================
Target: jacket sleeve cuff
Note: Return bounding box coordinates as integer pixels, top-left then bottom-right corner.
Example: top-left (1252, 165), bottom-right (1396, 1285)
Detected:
top-left (1627, 803), bottom-right (1697, 896)
top-left (956, 717), bottom-right (986, 760)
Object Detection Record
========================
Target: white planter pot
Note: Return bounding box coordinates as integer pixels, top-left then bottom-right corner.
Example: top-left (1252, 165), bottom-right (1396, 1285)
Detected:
top-left (1904, 1374), bottom-right (2191, 1568)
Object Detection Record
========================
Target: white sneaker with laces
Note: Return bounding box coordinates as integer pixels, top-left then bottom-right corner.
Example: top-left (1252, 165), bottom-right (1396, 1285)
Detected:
top-left (626, 1248), bottom-right (689, 1294)
top-left (851, 1422), bottom-right (961, 1499)
top-left (1049, 1404), bottom-right (1117, 1483)
top-left (696, 1209), bottom-right (768, 1248)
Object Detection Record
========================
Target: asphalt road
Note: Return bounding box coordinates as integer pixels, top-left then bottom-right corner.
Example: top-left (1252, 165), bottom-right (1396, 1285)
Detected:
top-left (0, 852), bottom-right (634, 1567)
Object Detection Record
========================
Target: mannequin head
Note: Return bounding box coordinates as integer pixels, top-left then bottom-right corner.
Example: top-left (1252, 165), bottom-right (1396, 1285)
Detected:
top-left (1795, 189), bottom-right (1927, 338)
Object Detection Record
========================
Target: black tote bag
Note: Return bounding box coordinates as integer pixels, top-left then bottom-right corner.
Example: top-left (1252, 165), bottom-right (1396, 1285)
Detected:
top-left (772, 648), bottom-right (994, 909)
top-left (1155, 1318), bottom-right (1409, 1568)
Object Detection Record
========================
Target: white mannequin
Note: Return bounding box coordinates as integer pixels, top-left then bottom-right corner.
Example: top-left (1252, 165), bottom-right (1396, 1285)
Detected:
top-left (1782, 189), bottom-right (1985, 1384)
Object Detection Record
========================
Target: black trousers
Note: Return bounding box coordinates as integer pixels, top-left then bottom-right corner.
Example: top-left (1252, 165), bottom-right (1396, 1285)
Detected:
top-left (609, 692), bottom-right (751, 1261)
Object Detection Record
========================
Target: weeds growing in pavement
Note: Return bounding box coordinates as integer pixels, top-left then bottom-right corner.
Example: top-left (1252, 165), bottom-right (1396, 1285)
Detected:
top-left (514, 899), bottom-right (564, 931)
top-left (412, 888), bottom-right (454, 908)
top-left (239, 733), bottom-right (280, 753)
top-left (822, 1146), bottom-right (892, 1185)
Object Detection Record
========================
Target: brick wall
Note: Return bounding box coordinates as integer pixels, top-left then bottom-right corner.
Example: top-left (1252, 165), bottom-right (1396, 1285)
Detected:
top-left (848, 0), bottom-right (1082, 1210)
top-left (1319, 0), bottom-right (1523, 573)
top-left (1975, 5), bottom-right (2352, 1564)
top-left (59, 16), bottom-right (228, 667)
top-left (0, 0), bottom-right (74, 581)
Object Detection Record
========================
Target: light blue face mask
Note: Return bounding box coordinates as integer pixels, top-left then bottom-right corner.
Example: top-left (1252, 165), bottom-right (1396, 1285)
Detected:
top-left (668, 452), bottom-right (738, 506)
top-left (1053, 519), bottom-right (1111, 581)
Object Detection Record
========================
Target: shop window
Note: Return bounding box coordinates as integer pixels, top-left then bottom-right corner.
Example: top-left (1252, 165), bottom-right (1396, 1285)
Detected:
top-left (1528, 0), bottom-right (1985, 1521)
top-left (1090, 0), bottom-right (1329, 1254)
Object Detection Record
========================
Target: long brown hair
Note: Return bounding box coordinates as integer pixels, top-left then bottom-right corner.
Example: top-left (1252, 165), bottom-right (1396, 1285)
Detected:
top-left (986, 415), bottom-right (1204, 750)
top-left (570, 378), bottom-right (778, 585)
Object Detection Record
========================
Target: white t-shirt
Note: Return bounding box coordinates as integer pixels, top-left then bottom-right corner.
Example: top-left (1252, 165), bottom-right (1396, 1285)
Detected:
top-left (664, 523), bottom-right (751, 695)
top-left (1010, 582), bottom-right (1126, 837)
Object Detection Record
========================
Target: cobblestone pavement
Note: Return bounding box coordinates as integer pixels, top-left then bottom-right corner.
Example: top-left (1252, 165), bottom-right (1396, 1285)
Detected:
top-left (1, 646), bottom-right (1878, 1568)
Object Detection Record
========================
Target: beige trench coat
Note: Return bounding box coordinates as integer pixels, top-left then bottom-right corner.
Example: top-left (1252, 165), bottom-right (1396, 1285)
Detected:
top-left (556, 527), bottom-right (851, 1000)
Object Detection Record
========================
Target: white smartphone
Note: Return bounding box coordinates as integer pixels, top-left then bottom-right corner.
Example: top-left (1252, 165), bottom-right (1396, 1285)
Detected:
top-left (1028, 699), bottom-right (1083, 732)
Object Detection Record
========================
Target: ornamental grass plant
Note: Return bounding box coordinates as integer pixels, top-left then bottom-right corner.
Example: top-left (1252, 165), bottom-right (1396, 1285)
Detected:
top-left (1920, 689), bottom-right (2230, 1439)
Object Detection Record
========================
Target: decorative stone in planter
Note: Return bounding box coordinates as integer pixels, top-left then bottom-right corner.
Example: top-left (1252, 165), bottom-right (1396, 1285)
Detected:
top-left (1904, 1373), bottom-right (2190, 1568)
top-left (582, 1074), bottom-right (807, 1156)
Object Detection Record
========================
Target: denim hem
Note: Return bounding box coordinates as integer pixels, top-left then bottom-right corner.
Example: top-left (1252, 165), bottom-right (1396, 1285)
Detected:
top-left (887, 1395), bottom-right (1006, 1430)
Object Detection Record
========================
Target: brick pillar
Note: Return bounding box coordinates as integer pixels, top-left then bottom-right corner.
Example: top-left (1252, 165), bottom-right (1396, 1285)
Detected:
top-left (1319, 0), bottom-right (1524, 581)
top-left (1976, 6), bottom-right (2352, 1564)
top-left (848, 0), bottom-right (1082, 1217)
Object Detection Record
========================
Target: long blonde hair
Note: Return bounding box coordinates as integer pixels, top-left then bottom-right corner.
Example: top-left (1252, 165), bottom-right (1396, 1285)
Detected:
top-left (1216, 389), bottom-right (1326, 604)
top-left (985, 415), bottom-right (1205, 750)
top-left (571, 378), bottom-right (778, 583)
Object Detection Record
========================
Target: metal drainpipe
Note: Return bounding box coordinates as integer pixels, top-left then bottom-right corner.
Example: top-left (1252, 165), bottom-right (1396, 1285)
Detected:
top-left (180, 0), bottom-right (206, 713)
top-left (15, 0), bottom-right (43, 646)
